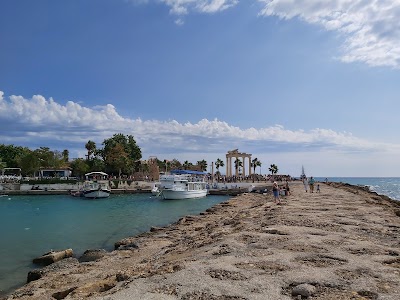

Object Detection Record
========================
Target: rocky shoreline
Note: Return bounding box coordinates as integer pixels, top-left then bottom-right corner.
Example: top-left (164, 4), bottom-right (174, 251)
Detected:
top-left (3, 182), bottom-right (400, 300)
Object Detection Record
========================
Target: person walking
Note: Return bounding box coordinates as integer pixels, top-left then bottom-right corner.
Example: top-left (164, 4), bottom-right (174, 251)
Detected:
top-left (303, 178), bottom-right (308, 193)
top-left (308, 176), bottom-right (315, 193)
top-left (285, 180), bottom-right (291, 195)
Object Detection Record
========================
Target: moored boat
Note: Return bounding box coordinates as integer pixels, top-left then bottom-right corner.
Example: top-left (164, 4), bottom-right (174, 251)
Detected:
top-left (82, 172), bottom-right (111, 199)
top-left (159, 170), bottom-right (208, 200)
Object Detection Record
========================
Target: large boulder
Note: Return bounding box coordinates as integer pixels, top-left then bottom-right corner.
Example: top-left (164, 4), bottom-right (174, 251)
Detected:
top-left (79, 249), bottom-right (107, 262)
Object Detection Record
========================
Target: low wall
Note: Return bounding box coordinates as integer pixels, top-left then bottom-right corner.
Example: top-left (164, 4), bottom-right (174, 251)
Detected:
top-left (20, 183), bottom-right (77, 191)
top-left (1, 181), bottom-right (154, 192)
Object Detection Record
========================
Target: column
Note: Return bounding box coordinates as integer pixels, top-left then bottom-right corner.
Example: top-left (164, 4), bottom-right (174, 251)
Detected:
top-left (211, 162), bottom-right (214, 183)
top-left (226, 156), bottom-right (229, 177)
top-left (242, 156), bottom-right (245, 177)
top-left (248, 155), bottom-right (251, 175)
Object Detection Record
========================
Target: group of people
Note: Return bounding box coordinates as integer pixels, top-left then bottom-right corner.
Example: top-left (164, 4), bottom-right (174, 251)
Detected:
top-left (272, 180), bottom-right (291, 204)
top-left (302, 176), bottom-right (320, 193)
top-left (271, 176), bottom-right (321, 205)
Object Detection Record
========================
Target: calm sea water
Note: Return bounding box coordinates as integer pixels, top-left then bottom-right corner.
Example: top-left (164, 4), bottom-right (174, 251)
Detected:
top-left (0, 193), bottom-right (229, 296)
top-left (316, 177), bottom-right (400, 200)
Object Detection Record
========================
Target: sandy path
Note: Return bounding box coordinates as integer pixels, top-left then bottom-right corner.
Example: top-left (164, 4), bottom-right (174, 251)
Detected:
top-left (5, 182), bottom-right (400, 300)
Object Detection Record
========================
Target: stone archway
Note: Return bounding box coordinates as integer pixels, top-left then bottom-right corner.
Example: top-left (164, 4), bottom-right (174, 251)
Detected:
top-left (225, 149), bottom-right (252, 177)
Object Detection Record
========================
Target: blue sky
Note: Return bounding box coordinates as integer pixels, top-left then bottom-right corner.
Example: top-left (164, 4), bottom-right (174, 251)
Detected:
top-left (1, 0), bottom-right (400, 177)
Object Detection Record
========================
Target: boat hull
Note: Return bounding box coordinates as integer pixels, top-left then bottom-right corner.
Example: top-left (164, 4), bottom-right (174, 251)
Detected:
top-left (83, 189), bottom-right (110, 199)
top-left (162, 189), bottom-right (207, 200)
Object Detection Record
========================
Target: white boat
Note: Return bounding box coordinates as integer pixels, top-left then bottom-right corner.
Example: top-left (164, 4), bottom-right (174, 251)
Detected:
top-left (82, 172), bottom-right (111, 199)
top-left (159, 170), bottom-right (208, 200)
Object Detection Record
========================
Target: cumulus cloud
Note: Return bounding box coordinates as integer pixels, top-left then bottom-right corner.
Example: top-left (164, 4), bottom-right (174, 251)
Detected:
top-left (257, 0), bottom-right (400, 68)
top-left (0, 91), bottom-right (391, 159)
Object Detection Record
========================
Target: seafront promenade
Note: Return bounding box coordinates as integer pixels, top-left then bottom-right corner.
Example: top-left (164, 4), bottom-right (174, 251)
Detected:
top-left (4, 182), bottom-right (400, 300)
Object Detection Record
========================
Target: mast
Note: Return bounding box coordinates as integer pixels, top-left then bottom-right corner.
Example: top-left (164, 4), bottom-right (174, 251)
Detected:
top-left (301, 165), bottom-right (306, 179)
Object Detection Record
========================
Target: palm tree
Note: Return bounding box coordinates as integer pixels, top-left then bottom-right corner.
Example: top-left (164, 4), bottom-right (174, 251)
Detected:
top-left (269, 164), bottom-right (278, 175)
top-left (251, 158), bottom-right (262, 182)
top-left (183, 160), bottom-right (192, 170)
top-left (169, 159), bottom-right (182, 170)
top-left (85, 140), bottom-right (96, 161)
top-left (215, 158), bottom-right (224, 182)
top-left (164, 160), bottom-right (170, 173)
top-left (62, 149), bottom-right (69, 162)
top-left (197, 160), bottom-right (207, 172)
top-left (234, 158), bottom-right (243, 176)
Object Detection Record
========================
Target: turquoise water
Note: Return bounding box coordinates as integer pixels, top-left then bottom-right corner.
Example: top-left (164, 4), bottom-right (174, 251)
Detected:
top-left (317, 177), bottom-right (400, 201)
top-left (0, 193), bottom-right (230, 296)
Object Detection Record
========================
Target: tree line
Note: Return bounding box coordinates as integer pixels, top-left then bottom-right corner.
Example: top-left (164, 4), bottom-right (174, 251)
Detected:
top-left (0, 133), bottom-right (207, 178)
top-left (0, 133), bottom-right (279, 178)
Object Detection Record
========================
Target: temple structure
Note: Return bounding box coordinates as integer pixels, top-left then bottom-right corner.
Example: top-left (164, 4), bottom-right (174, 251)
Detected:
top-left (225, 149), bottom-right (252, 177)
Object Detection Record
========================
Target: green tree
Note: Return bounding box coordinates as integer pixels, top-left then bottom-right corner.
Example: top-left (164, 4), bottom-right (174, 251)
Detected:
top-left (169, 159), bottom-right (182, 170)
top-left (105, 143), bottom-right (128, 178)
top-left (102, 133), bottom-right (142, 175)
top-left (139, 161), bottom-right (150, 178)
top-left (85, 140), bottom-right (96, 161)
top-left (0, 158), bottom-right (7, 170)
top-left (0, 144), bottom-right (31, 168)
top-left (251, 158), bottom-right (262, 182)
top-left (70, 158), bottom-right (90, 178)
top-left (183, 160), bottom-right (192, 170)
top-left (19, 152), bottom-right (40, 177)
top-left (33, 147), bottom-right (65, 171)
top-left (88, 157), bottom-right (105, 173)
top-left (62, 149), bottom-right (69, 162)
top-left (197, 159), bottom-right (208, 172)
top-left (215, 158), bottom-right (224, 181)
top-left (234, 158), bottom-right (243, 176)
top-left (269, 164), bottom-right (278, 175)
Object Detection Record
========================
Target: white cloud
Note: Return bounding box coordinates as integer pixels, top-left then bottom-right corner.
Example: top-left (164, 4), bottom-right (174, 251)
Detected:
top-left (0, 91), bottom-right (393, 153)
top-left (157, 0), bottom-right (238, 15)
top-left (175, 18), bottom-right (185, 25)
top-left (2, 91), bottom-right (400, 176)
top-left (257, 0), bottom-right (400, 68)
top-left (129, 0), bottom-right (400, 67)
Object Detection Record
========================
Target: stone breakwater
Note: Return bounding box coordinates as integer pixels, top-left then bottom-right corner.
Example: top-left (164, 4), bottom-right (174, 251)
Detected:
top-left (3, 182), bottom-right (400, 300)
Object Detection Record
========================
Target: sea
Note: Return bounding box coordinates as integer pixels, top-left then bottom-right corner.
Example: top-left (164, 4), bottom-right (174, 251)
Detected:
top-left (0, 193), bottom-right (230, 296)
top-left (1, 177), bottom-right (399, 296)
top-left (316, 177), bottom-right (400, 201)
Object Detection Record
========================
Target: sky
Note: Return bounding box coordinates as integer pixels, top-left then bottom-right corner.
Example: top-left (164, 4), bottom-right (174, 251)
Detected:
top-left (1, 0), bottom-right (400, 177)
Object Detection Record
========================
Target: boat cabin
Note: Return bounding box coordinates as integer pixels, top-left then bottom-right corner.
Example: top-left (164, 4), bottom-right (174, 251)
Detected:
top-left (85, 171), bottom-right (109, 181)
